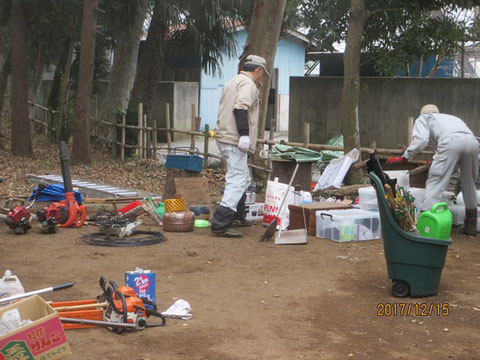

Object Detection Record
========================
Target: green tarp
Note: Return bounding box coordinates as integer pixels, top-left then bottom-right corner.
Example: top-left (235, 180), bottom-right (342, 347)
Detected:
top-left (259, 135), bottom-right (344, 165)
top-left (259, 144), bottom-right (322, 163)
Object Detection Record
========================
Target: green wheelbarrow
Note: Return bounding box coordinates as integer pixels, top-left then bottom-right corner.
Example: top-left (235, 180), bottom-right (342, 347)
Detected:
top-left (369, 172), bottom-right (452, 298)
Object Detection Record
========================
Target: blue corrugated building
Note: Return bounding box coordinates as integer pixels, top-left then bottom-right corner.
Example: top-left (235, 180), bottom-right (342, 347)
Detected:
top-left (163, 27), bottom-right (309, 133)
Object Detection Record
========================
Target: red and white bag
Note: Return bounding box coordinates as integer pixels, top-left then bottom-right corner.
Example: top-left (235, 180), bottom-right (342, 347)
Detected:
top-left (263, 178), bottom-right (295, 230)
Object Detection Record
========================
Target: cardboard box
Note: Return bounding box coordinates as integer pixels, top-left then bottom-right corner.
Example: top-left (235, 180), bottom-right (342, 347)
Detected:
top-left (288, 202), bottom-right (352, 235)
top-left (0, 295), bottom-right (71, 359)
top-left (245, 203), bottom-right (264, 221)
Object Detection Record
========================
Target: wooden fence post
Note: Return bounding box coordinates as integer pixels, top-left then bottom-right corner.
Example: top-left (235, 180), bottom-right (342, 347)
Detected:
top-left (152, 117), bottom-right (157, 162)
top-left (407, 117), bottom-right (413, 144)
top-left (121, 114), bottom-right (126, 161)
top-left (143, 114), bottom-right (147, 159)
top-left (111, 117), bottom-right (117, 158)
top-left (267, 118), bottom-right (276, 180)
top-left (190, 103), bottom-right (196, 150)
top-left (43, 106), bottom-right (48, 135)
top-left (137, 103), bottom-right (143, 160)
top-left (303, 122), bottom-right (310, 148)
top-left (203, 124), bottom-right (209, 168)
top-left (165, 102), bottom-right (172, 153)
top-left (47, 107), bottom-right (52, 136)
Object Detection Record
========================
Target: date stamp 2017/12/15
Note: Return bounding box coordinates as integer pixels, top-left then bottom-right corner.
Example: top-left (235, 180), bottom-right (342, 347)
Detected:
top-left (377, 303), bottom-right (450, 317)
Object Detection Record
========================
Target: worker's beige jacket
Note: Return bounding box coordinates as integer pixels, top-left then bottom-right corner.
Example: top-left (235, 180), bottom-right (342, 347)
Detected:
top-left (215, 72), bottom-right (259, 153)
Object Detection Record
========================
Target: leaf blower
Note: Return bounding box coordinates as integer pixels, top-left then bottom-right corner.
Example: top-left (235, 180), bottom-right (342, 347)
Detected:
top-left (50, 141), bottom-right (86, 228)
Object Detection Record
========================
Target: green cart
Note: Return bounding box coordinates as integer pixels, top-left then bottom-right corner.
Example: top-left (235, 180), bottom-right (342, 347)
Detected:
top-left (369, 172), bottom-right (452, 298)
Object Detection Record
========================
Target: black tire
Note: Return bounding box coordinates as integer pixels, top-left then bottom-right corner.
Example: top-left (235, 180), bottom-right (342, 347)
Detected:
top-left (392, 280), bottom-right (410, 298)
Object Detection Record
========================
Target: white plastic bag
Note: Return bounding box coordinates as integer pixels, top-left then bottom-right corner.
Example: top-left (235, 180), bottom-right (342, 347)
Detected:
top-left (263, 178), bottom-right (295, 230)
top-left (314, 149), bottom-right (360, 190)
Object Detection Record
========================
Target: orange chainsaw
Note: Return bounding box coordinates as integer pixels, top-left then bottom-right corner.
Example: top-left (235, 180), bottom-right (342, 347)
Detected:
top-left (57, 277), bottom-right (166, 333)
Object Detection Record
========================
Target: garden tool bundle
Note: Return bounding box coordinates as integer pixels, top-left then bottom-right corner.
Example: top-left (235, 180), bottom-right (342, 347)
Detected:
top-left (56, 277), bottom-right (166, 333)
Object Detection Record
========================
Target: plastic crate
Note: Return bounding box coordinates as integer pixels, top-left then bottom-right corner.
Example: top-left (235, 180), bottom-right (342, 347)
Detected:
top-left (358, 186), bottom-right (378, 212)
top-left (165, 147), bottom-right (203, 172)
top-left (316, 209), bottom-right (381, 242)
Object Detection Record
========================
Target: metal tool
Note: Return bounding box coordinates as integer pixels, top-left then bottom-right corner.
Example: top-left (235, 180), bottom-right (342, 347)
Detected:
top-left (60, 317), bottom-right (139, 329)
top-left (260, 162), bottom-right (300, 242)
top-left (0, 281), bottom-right (75, 305)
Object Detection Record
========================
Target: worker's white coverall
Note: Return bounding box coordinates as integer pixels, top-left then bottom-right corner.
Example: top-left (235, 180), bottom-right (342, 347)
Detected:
top-left (402, 113), bottom-right (479, 211)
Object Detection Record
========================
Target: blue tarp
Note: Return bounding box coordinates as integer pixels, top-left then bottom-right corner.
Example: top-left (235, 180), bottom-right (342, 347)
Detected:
top-left (29, 184), bottom-right (84, 203)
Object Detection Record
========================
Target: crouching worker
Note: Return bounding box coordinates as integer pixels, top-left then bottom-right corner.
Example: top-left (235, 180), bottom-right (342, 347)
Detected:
top-left (387, 104), bottom-right (479, 235)
top-left (211, 55), bottom-right (269, 238)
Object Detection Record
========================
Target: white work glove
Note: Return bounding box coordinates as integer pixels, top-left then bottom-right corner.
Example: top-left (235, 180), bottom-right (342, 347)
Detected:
top-left (238, 136), bottom-right (250, 153)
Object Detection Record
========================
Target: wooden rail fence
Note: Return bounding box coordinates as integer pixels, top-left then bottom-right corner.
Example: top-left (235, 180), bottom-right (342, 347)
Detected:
top-left (2, 97), bottom-right (433, 174)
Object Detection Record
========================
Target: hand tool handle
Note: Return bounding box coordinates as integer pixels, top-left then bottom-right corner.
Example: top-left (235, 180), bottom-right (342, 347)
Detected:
top-left (60, 317), bottom-right (137, 329)
top-left (52, 281), bottom-right (76, 291)
top-left (275, 162), bottom-right (300, 218)
top-left (0, 281), bottom-right (75, 304)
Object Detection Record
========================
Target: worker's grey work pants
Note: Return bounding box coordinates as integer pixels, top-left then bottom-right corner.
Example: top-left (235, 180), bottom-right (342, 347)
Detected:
top-left (423, 133), bottom-right (479, 211)
top-left (216, 140), bottom-right (251, 211)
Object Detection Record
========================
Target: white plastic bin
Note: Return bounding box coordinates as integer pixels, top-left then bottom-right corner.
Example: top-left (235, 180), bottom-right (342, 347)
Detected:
top-left (449, 205), bottom-right (480, 230)
top-left (316, 209), bottom-right (381, 242)
top-left (408, 187), bottom-right (425, 217)
top-left (358, 186), bottom-right (378, 212)
top-left (385, 170), bottom-right (409, 188)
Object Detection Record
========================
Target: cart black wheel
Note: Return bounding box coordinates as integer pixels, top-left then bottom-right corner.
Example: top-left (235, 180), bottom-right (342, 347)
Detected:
top-left (392, 280), bottom-right (410, 298)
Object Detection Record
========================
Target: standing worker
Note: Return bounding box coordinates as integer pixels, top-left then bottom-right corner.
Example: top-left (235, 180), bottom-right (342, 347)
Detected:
top-left (387, 104), bottom-right (479, 235)
top-left (211, 55), bottom-right (269, 237)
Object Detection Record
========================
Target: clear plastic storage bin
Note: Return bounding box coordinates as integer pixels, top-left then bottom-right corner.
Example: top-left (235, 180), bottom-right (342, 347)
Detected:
top-left (358, 186), bottom-right (378, 212)
top-left (316, 209), bottom-right (381, 242)
top-left (408, 187), bottom-right (425, 217)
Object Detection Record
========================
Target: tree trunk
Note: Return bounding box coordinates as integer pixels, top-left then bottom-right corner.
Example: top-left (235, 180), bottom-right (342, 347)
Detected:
top-left (342, 0), bottom-right (366, 184)
top-left (30, 43), bottom-right (47, 104)
top-left (71, 0), bottom-right (98, 164)
top-left (11, 0), bottom-right (32, 157)
top-left (131, 0), bottom-right (166, 128)
top-left (239, 0), bottom-right (286, 143)
top-left (0, 48), bottom-right (11, 137)
top-left (97, 0), bottom-right (148, 139)
top-left (47, 36), bottom-right (75, 112)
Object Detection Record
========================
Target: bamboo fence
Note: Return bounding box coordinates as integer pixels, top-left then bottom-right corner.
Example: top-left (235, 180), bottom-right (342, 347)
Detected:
top-left (5, 97), bottom-right (432, 174)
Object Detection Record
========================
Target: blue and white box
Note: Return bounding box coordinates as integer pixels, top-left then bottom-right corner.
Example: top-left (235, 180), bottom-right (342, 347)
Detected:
top-left (125, 268), bottom-right (156, 309)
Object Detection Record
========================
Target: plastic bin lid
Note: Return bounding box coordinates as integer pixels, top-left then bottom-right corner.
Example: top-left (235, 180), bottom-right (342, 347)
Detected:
top-left (316, 208), bottom-right (379, 219)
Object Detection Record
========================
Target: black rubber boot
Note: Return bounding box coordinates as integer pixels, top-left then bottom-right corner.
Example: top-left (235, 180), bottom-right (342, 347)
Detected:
top-left (233, 193), bottom-right (256, 227)
top-left (461, 208), bottom-right (477, 236)
top-left (211, 205), bottom-right (243, 237)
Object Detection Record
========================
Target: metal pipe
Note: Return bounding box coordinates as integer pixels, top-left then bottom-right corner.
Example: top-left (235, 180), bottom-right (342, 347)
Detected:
top-left (60, 317), bottom-right (138, 329)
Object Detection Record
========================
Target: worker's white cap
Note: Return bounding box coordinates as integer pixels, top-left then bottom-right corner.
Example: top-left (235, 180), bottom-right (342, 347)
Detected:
top-left (245, 55), bottom-right (270, 77)
top-left (420, 104), bottom-right (439, 115)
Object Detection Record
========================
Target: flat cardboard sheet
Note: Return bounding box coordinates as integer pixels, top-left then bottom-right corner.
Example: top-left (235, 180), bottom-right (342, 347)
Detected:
top-left (289, 201), bottom-right (352, 212)
top-left (174, 177), bottom-right (211, 208)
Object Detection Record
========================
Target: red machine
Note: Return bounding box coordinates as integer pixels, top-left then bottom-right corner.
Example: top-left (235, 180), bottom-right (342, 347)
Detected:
top-left (36, 205), bottom-right (68, 233)
top-left (5, 206), bottom-right (31, 235)
top-left (3, 185), bottom-right (46, 235)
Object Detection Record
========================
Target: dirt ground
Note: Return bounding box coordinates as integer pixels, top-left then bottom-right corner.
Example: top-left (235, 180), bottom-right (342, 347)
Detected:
top-left (1, 219), bottom-right (480, 360)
